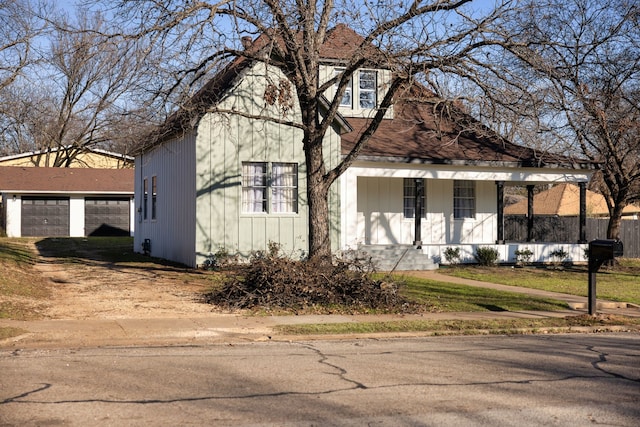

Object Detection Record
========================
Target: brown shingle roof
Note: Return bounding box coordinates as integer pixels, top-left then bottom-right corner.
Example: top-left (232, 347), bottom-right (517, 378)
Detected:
top-left (0, 167), bottom-right (134, 193)
top-left (504, 183), bottom-right (640, 216)
top-left (341, 94), bottom-right (591, 168)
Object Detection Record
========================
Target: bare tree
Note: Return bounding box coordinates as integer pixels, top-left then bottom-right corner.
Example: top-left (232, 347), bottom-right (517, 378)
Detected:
top-left (106, 0), bottom-right (549, 261)
top-left (500, 0), bottom-right (640, 240)
top-left (0, 0), bottom-right (44, 93)
top-left (0, 5), bottom-right (151, 166)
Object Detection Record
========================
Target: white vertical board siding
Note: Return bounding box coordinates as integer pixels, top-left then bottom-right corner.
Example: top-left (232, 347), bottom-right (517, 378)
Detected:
top-left (451, 180), bottom-right (496, 244)
top-left (194, 62), bottom-right (341, 264)
top-left (134, 134), bottom-right (196, 267)
top-left (352, 177), bottom-right (498, 246)
top-left (69, 196), bottom-right (85, 237)
top-left (4, 195), bottom-right (20, 237)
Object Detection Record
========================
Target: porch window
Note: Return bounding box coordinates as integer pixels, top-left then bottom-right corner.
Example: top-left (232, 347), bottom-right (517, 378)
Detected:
top-left (334, 68), bottom-right (352, 107)
top-left (242, 162), bottom-right (298, 214)
top-left (242, 162), bottom-right (268, 213)
top-left (454, 180), bottom-right (475, 219)
top-left (403, 178), bottom-right (425, 219)
top-left (271, 163), bottom-right (298, 213)
top-left (151, 176), bottom-right (157, 220)
top-left (359, 70), bottom-right (377, 109)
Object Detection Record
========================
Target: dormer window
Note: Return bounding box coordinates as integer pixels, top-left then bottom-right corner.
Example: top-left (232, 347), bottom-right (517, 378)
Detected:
top-left (334, 68), bottom-right (352, 107)
top-left (359, 70), bottom-right (377, 109)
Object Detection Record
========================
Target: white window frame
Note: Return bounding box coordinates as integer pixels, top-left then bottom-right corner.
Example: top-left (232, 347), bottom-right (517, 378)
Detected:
top-left (334, 68), bottom-right (352, 108)
top-left (403, 178), bottom-right (425, 219)
top-left (454, 180), bottom-right (476, 219)
top-left (271, 163), bottom-right (298, 213)
top-left (358, 70), bottom-right (377, 109)
top-left (242, 162), bottom-right (298, 214)
top-left (242, 162), bottom-right (268, 213)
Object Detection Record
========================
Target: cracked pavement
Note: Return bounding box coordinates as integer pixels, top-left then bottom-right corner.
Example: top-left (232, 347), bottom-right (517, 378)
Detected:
top-left (1, 333), bottom-right (639, 426)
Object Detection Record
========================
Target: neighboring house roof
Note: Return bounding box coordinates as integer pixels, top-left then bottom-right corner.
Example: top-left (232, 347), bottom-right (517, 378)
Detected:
top-left (504, 183), bottom-right (640, 216)
top-left (0, 147), bottom-right (133, 168)
top-left (0, 166), bottom-right (134, 194)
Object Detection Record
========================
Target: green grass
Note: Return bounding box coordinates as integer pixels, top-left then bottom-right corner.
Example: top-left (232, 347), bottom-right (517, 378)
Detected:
top-left (275, 315), bottom-right (640, 336)
top-left (439, 261), bottom-right (640, 305)
top-left (396, 275), bottom-right (569, 312)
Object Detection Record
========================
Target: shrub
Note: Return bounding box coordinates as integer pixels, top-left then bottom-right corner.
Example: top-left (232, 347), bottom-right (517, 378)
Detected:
top-left (549, 248), bottom-right (568, 265)
top-left (514, 248), bottom-right (533, 265)
top-left (474, 247), bottom-right (500, 266)
top-left (443, 247), bottom-right (461, 265)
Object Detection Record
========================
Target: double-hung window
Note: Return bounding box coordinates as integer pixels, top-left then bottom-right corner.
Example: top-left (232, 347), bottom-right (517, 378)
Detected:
top-left (454, 180), bottom-right (475, 219)
top-left (143, 178), bottom-right (148, 220)
top-left (359, 70), bottom-right (377, 109)
top-left (242, 162), bottom-right (298, 214)
top-left (403, 178), bottom-right (425, 219)
top-left (151, 176), bottom-right (157, 220)
top-left (242, 163), bottom-right (268, 213)
top-left (334, 68), bottom-right (352, 107)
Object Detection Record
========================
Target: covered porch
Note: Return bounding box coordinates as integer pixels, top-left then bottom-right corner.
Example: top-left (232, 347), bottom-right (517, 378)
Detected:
top-left (340, 161), bottom-right (593, 269)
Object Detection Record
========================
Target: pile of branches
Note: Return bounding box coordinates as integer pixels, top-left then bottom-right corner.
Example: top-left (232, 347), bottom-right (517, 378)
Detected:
top-left (205, 251), bottom-right (417, 314)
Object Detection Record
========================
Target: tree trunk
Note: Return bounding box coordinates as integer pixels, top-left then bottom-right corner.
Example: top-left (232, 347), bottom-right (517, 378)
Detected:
top-left (607, 202), bottom-right (624, 240)
top-left (305, 134), bottom-right (331, 262)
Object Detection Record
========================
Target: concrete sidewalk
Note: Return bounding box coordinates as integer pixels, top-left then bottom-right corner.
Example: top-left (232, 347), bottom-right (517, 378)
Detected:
top-left (1, 272), bottom-right (639, 349)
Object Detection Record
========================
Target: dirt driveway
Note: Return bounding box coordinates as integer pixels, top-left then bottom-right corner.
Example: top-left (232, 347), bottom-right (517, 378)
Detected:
top-left (33, 241), bottom-right (218, 320)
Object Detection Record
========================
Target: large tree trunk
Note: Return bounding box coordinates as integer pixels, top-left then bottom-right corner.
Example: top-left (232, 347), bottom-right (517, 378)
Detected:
top-left (607, 200), bottom-right (625, 240)
top-left (305, 134), bottom-right (332, 262)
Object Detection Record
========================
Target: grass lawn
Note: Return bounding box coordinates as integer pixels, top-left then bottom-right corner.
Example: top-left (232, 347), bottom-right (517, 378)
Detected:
top-left (2, 237), bottom-right (639, 340)
top-left (438, 260), bottom-right (640, 305)
top-left (395, 275), bottom-right (568, 312)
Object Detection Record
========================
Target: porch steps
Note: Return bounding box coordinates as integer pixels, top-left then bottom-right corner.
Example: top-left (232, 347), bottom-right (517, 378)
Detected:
top-left (357, 245), bottom-right (439, 272)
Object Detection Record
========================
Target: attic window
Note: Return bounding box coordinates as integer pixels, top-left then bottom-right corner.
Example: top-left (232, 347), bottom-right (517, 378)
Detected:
top-left (359, 70), bottom-right (377, 109)
top-left (334, 68), bottom-right (352, 107)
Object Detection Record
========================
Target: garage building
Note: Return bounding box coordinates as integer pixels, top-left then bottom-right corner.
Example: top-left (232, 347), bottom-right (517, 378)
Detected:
top-left (0, 167), bottom-right (134, 237)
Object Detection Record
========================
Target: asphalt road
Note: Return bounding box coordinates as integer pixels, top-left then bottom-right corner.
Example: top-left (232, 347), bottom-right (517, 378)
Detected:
top-left (1, 333), bottom-right (639, 426)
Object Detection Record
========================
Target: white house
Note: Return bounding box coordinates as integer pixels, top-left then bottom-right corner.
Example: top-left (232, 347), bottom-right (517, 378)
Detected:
top-left (0, 166), bottom-right (135, 237)
top-left (134, 25), bottom-right (594, 268)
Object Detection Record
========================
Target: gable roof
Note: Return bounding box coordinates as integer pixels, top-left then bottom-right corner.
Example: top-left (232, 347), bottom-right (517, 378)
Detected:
top-left (143, 24), bottom-right (593, 170)
top-left (0, 166), bottom-right (134, 194)
top-left (504, 183), bottom-right (640, 216)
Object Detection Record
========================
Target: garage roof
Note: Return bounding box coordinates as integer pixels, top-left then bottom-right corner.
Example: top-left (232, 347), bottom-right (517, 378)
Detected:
top-left (0, 166), bottom-right (134, 194)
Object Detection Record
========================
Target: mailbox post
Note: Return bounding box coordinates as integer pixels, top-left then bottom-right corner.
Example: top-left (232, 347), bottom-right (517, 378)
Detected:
top-left (588, 239), bottom-right (623, 315)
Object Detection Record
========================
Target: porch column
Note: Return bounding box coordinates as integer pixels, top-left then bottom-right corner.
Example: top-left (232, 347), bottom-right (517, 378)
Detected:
top-left (413, 178), bottom-right (423, 248)
top-left (496, 181), bottom-right (505, 244)
top-left (579, 181), bottom-right (587, 243)
top-left (527, 185), bottom-right (535, 242)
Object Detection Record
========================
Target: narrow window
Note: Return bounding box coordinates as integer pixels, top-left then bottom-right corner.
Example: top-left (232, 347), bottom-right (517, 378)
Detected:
top-left (334, 68), bottom-right (352, 107)
top-left (359, 70), bottom-right (377, 109)
top-left (454, 180), bottom-right (475, 219)
top-left (271, 163), bottom-right (298, 213)
top-left (242, 162), bottom-right (267, 213)
top-left (151, 176), bottom-right (157, 220)
top-left (143, 178), bottom-right (148, 220)
top-left (403, 178), bottom-right (425, 219)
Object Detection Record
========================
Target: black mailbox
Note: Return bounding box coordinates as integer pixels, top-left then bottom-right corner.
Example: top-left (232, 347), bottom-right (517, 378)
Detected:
top-left (587, 239), bottom-right (623, 315)
top-left (589, 239), bottom-right (623, 261)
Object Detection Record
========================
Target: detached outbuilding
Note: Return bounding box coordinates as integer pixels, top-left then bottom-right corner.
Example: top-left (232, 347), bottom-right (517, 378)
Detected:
top-left (0, 167), bottom-right (135, 237)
